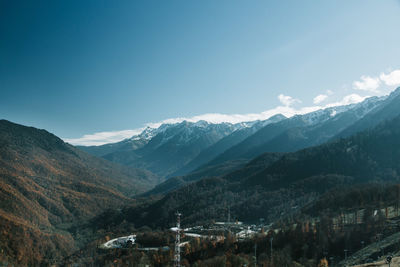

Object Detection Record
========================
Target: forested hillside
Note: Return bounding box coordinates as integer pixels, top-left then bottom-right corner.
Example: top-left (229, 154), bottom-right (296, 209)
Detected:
top-left (93, 113), bottom-right (400, 231)
top-left (0, 120), bottom-right (158, 265)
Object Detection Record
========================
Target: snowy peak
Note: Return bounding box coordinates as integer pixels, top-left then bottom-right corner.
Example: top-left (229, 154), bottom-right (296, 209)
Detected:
top-left (127, 114), bottom-right (288, 146)
top-left (294, 107), bottom-right (343, 126)
top-left (130, 127), bottom-right (156, 141)
top-left (293, 95), bottom-right (386, 126)
top-left (193, 120), bottom-right (209, 128)
top-left (388, 86), bottom-right (400, 99)
top-left (349, 95), bottom-right (387, 119)
top-left (147, 120), bottom-right (239, 149)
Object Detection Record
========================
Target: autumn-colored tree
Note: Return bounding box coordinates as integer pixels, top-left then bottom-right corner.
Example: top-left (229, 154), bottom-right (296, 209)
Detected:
top-left (318, 258), bottom-right (328, 267)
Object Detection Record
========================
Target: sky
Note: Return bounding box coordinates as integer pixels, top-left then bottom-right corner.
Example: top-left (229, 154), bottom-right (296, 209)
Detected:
top-left (1, 0), bottom-right (400, 145)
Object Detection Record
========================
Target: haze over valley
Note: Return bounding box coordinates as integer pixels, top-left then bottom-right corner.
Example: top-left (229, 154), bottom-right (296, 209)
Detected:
top-left (2, 1), bottom-right (400, 266)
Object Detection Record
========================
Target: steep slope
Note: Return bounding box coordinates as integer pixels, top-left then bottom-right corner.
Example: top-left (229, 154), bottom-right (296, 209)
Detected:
top-left (142, 159), bottom-right (248, 196)
top-left (202, 116), bottom-right (307, 167)
top-left (144, 150), bottom-right (285, 197)
top-left (101, 121), bottom-right (240, 177)
top-left (106, 113), bottom-right (400, 229)
top-left (236, 110), bottom-right (400, 192)
top-left (0, 120), bottom-right (158, 265)
top-left (336, 86), bottom-right (400, 138)
top-left (77, 126), bottom-right (159, 157)
top-left (171, 114), bottom-right (286, 177)
top-left (139, 96), bottom-right (385, 199)
top-left (203, 98), bottom-right (384, 168)
top-left (242, 95), bottom-right (385, 156)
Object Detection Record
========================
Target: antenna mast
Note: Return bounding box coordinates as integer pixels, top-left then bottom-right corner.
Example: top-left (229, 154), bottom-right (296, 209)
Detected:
top-left (228, 206), bottom-right (231, 223)
top-left (174, 211), bottom-right (182, 267)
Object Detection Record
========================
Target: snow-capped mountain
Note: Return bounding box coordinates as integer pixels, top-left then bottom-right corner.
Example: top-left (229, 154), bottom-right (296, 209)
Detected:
top-left (170, 114), bottom-right (287, 177)
top-left (79, 90), bottom-right (397, 179)
top-left (83, 120), bottom-right (244, 177)
top-left (143, 93), bottom-right (394, 196)
top-left (336, 87), bottom-right (400, 138)
top-left (203, 95), bottom-right (387, 168)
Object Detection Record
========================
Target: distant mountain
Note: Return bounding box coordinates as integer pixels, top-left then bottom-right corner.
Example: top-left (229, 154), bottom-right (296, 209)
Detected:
top-left (80, 93), bottom-right (389, 192)
top-left (80, 121), bottom-right (243, 177)
top-left (79, 89), bottom-right (398, 193)
top-left (142, 159), bottom-right (249, 196)
top-left (144, 114), bottom-right (287, 196)
top-left (335, 87), bottom-right (400, 138)
top-left (77, 126), bottom-right (162, 157)
top-left (243, 118), bottom-right (400, 189)
top-left (201, 95), bottom-right (385, 168)
top-left (143, 151), bottom-right (286, 197)
top-left (101, 111), bottom-right (400, 229)
top-left (0, 120), bottom-right (158, 265)
top-left (170, 114), bottom-right (286, 177)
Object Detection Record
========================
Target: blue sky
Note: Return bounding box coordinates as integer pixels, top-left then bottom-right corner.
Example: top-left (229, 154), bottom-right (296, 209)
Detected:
top-left (1, 0), bottom-right (400, 145)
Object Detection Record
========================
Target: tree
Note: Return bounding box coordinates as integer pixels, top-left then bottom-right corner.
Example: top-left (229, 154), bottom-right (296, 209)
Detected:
top-left (318, 258), bottom-right (328, 267)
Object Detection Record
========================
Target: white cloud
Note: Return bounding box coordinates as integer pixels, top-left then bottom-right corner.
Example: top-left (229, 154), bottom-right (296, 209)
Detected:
top-left (63, 89), bottom-right (380, 146)
top-left (139, 105), bottom-right (320, 131)
top-left (278, 94), bottom-right (301, 106)
top-left (62, 102), bottom-right (334, 146)
top-left (63, 68), bottom-right (400, 146)
top-left (325, 93), bottom-right (368, 107)
top-left (313, 94), bottom-right (328, 104)
top-left (341, 94), bottom-right (367, 104)
top-left (64, 128), bottom-right (145, 146)
top-left (63, 103), bottom-right (320, 146)
top-left (353, 75), bottom-right (381, 92)
top-left (380, 69), bottom-right (400, 86)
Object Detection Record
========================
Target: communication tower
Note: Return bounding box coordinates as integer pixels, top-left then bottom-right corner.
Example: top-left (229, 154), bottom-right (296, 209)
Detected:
top-left (174, 211), bottom-right (182, 267)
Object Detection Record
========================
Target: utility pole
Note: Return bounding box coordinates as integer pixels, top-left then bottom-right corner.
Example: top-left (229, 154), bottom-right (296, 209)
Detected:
top-left (174, 211), bottom-right (182, 267)
top-left (344, 249), bottom-right (348, 260)
top-left (270, 237), bottom-right (273, 259)
top-left (377, 233), bottom-right (383, 257)
top-left (387, 255), bottom-right (392, 267)
top-left (254, 243), bottom-right (257, 267)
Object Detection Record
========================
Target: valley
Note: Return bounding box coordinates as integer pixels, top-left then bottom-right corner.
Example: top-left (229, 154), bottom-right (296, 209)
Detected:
top-left (2, 88), bottom-right (400, 266)
top-left (3, 1), bottom-right (400, 265)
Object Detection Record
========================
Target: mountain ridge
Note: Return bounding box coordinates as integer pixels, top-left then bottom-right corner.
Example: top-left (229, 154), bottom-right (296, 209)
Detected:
top-left (106, 111), bottom-right (400, 229)
top-left (0, 119), bottom-right (158, 265)
top-left (202, 97), bottom-right (386, 168)
top-left (81, 120), bottom-right (246, 177)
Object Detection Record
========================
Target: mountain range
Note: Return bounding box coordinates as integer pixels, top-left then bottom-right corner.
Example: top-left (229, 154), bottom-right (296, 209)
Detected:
top-left (92, 87), bottom-right (400, 229)
top-left (79, 93), bottom-right (386, 182)
top-left (139, 90), bottom-right (400, 196)
top-left (2, 87), bottom-right (400, 265)
top-left (80, 120), bottom-right (258, 178)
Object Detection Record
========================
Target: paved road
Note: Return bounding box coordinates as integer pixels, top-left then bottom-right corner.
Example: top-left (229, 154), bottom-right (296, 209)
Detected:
top-left (351, 256), bottom-right (400, 266)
